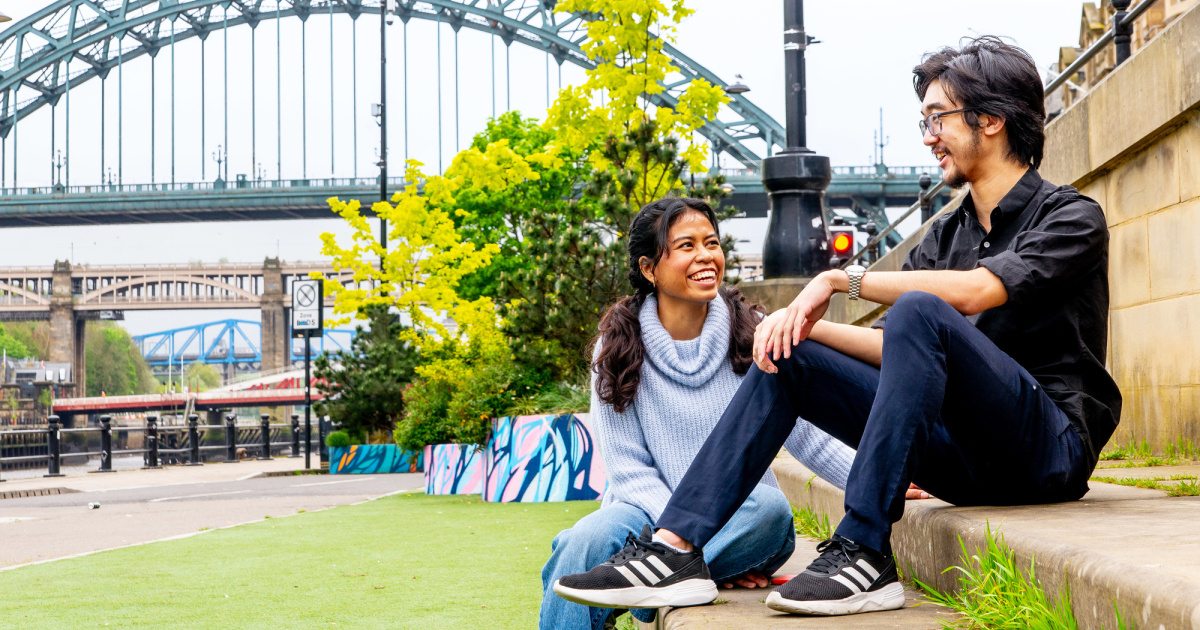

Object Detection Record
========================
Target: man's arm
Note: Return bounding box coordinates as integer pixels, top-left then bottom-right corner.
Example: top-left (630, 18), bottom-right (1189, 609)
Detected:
top-left (755, 267), bottom-right (1007, 372)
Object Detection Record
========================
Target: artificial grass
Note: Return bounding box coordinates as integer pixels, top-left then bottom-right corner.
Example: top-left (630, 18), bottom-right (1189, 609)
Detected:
top-left (0, 492), bottom-right (600, 629)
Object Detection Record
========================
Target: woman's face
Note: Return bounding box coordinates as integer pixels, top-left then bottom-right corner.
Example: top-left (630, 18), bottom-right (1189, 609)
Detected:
top-left (641, 209), bottom-right (724, 305)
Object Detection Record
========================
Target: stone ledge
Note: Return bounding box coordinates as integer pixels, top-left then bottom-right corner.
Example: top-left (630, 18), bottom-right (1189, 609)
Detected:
top-left (771, 454), bottom-right (1200, 630)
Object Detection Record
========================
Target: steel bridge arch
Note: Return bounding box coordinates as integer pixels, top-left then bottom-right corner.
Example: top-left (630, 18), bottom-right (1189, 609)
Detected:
top-left (0, 0), bottom-right (784, 171)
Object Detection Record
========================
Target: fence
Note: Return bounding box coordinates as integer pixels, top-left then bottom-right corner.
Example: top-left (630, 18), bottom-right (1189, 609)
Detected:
top-left (0, 413), bottom-right (330, 479)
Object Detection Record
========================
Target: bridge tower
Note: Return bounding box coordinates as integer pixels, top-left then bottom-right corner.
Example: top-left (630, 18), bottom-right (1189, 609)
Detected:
top-left (259, 258), bottom-right (287, 421)
top-left (48, 261), bottom-right (85, 397)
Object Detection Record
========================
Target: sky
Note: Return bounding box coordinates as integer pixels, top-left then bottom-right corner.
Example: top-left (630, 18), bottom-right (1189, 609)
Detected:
top-left (0, 0), bottom-right (1088, 336)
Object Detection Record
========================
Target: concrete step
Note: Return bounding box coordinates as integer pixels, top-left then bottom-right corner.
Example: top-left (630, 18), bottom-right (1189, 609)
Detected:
top-left (770, 454), bottom-right (1200, 630)
top-left (646, 539), bottom-right (956, 629)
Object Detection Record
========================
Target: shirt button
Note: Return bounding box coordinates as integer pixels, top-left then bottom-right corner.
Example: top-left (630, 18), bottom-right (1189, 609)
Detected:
top-left (983, 242), bottom-right (991, 248)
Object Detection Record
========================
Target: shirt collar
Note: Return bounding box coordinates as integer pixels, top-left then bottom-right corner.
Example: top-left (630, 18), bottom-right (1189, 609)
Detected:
top-left (959, 168), bottom-right (1043, 228)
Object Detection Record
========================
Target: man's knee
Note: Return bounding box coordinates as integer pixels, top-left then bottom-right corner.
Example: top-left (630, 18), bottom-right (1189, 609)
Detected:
top-left (886, 291), bottom-right (956, 330)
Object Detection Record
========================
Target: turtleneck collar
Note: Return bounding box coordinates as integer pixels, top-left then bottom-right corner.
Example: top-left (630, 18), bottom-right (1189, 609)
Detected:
top-left (639, 293), bottom-right (730, 388)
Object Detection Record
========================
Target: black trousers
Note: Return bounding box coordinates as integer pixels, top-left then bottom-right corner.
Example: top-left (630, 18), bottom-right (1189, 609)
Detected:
top-left (656, 292), bottom-right (1093, 554)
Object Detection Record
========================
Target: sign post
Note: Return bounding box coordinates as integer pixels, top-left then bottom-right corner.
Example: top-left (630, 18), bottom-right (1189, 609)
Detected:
top-left (291, 278), bottom-right (323, 470)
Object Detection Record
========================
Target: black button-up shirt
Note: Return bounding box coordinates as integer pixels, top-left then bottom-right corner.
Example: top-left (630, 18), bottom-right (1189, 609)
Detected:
top-left (873, 168), bottom-right (1121, 465)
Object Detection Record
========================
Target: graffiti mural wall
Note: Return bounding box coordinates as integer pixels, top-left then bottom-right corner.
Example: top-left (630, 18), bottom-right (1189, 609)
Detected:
top-left (424, 443), bottom-right (484, 495)
top-left (483, 414), bottom-right (607, 503)
top-left (330, 445), bottom-right (423, 475)
top-left (421, 414), bottom-right (608, 502)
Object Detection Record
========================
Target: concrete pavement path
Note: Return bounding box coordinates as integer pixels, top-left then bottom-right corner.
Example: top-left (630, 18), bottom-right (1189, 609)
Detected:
top-left (0, 459), bottom-right (423, 569)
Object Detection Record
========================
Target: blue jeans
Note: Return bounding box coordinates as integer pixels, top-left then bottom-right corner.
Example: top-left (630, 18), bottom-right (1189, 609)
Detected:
top-left (658, 292), bottom-right (1093, 555)
top-left (539, 484), bottom-right (796, 630)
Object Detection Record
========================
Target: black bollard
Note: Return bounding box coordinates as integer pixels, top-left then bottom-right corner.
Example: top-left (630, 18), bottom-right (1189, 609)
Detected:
top-left (318, 417), bottom-right (329, 466)
top-left (143, 415), bottom-right (162, 469)
top-left (289, 414), bottom-right (301, 458)
top-left (92, 415), bottom-right (115, 473)
top-left (45, 415), bottom-right (64, 478)
top-left (257, 414), bottom-right (273, 461)
top-left (224, 414), bottom-right (239, 463)
top-left (186, 414), bottom-right (203, 466)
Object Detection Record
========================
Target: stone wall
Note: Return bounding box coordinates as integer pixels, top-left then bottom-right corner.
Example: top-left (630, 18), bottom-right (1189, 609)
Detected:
top-left (1039, 3), bottom-right (1200, 450)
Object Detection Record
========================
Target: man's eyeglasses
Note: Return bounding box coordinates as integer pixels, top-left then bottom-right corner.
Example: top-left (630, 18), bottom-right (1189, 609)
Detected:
top-left (918, 108), bottom-right (971, 137)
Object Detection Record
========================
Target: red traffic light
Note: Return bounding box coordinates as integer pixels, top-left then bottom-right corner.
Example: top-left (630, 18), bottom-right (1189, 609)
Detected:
top-left (832, 233), bottom-right (853, 254)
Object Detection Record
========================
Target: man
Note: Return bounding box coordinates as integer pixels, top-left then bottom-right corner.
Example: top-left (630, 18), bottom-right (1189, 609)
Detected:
top-left (552, 36), bottom-right (1120, 617)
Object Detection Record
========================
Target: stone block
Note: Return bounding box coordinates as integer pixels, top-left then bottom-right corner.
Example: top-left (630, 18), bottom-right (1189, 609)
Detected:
top-left (1177, 112), bottom-right (1200, 202)
top-left (1116, 386), bottom-right (1200, 450)
top-left (1173, 2), bottom-right (1200, 112)
top-left (1147, 198), bottom-right (1200, 300)
top-left (1042, 98), bottom-right (1091, 187)
top-left (1107, 219), bottom-right (1150, 308)
top-left (1109, 293), bottom-right (1200, 389)
top-left (1105, 133), bottom-right (1180, 225)
top-left (1087, 18), bottom-right (1182, 171)
top-left (1078, 176), bottom-right (1108, 219)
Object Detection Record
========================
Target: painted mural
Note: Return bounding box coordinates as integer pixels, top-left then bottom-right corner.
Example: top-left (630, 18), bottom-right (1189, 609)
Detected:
top-left (424, 443), bottom-right (484, 495)
top-left (483, 414), bottom-right (607, 503)
top-left (329, 444), bottom-right (423, 475)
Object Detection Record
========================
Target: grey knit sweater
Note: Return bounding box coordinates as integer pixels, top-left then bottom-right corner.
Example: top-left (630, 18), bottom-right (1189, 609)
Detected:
top-left (591, 294), bottom-right (856, 523)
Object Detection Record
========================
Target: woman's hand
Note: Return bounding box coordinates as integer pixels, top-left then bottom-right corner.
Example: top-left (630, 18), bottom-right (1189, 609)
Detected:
top-left (906, 483), bottom-right (931, 500)
top-left (720, 569), bottom-right (770, 589)
top-left (754, 273), bottom-right (839, 373)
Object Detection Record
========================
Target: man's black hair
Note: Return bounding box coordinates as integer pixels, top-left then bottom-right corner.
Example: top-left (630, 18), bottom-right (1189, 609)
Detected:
top-left (913, 36), bottom-right (1046, 169)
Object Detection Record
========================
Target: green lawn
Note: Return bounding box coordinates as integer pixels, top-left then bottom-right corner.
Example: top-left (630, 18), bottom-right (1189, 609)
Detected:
top-left (0, 492), bottom-right (601, 629)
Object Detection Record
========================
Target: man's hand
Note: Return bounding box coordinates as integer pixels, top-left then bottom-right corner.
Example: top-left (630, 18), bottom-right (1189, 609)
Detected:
top-left (754, 273), bottom-right (839, 373)
top-left (721, 569), bottom-right (770, 589)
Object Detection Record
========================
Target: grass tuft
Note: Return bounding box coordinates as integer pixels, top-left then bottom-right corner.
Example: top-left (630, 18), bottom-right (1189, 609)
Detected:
top-left (915, 524), bottom-right (1136, 630)
top-left (791, 503), bottom-right (832, 541)
top-left (914, 524), bottom-right (1078, 629)
top-left (1091, 475), bottom-right (1200, 496)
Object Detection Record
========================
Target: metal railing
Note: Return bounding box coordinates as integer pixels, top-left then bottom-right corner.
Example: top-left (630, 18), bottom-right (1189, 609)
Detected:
top-left (0, 176), bottom-right (412, 198)
top-left (1, 413), bottom-right (328, 479)
top-left (1044, 0), bottom-right (1158, 97)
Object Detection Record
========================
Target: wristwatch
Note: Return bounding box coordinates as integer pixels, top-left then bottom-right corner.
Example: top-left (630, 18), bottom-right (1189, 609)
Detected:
top-left (845, 265), bottom-right (867, 301)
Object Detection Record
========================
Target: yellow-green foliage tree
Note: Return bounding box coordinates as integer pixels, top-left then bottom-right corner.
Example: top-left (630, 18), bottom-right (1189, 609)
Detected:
top-left (547, 0), bottom-right (728, 209)
top-left (314, 161), bottom-right (509, 449)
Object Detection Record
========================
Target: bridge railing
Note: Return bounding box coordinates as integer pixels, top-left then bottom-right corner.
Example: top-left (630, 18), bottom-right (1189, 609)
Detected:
top-left (0, 414), bottom-right (329, 477)
top-left (0, 177), bottom-right (412, 198)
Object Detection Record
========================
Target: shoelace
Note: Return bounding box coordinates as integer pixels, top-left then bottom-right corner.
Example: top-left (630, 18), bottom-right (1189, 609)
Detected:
top-left (810, 537), bottom-right (859, 573)
top-left (608, 532), bottom-right (660, 565)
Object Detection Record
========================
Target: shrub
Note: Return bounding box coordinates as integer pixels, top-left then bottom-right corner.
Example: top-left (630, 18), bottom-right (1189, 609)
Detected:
top-left (325, 430), bottom-right (353, 448)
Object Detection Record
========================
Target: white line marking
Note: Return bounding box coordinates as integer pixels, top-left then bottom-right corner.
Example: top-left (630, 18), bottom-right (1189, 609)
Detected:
top-left (148, 490), bottom-right (251, 503)
top-left (290, 477), bottom-right (375, 488)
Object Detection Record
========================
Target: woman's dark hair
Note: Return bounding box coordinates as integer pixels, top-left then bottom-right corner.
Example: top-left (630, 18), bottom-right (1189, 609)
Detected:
top-left (591, 197), bottom-right (765, 414)
top-left (913, 36), bottom-right (1046, 168)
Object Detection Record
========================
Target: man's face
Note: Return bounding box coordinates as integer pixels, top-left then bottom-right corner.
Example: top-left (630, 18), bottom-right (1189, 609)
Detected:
top-left (921, 80), bottom-right (980, 187)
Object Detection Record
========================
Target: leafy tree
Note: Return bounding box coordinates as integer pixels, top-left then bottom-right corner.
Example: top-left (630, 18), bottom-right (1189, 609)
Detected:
top-left (313, 304), bottom-right (422, 444)
top-left (85, 322), bottom-right (159, 397)
top-left (0, 323), bottom-right (32, 359)
top-left (183, 362), bottom-right (223, 392)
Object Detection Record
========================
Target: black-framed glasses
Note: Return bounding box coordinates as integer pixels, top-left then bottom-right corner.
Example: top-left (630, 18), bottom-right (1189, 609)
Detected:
top-left (918, 108), bottom-right (971, 136)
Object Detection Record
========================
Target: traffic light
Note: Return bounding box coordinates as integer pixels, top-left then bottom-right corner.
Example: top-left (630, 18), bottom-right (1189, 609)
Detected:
top-left (829, 223), bottom-right (856, 266)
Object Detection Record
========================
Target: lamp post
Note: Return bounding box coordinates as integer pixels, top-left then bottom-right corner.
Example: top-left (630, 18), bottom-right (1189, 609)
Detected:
top-left (761, 0), bottom-right (831, 278)
top-left (377, 0), bottom-right (396, 282)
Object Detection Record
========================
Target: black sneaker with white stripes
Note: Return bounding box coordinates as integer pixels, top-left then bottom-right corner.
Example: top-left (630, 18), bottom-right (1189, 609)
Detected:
top-left (553, 525), bottom-right (718, 609)
top-left (765, 535), bottom-right (905, 616)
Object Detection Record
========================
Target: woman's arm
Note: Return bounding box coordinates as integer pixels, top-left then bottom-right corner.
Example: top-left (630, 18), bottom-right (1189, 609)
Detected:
top-left (589, 355), bottom-right (675, 523)
top-left (807, 320), bottom-right (884, 368)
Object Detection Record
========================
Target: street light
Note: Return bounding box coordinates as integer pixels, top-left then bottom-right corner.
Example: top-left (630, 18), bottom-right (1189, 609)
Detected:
top-left (761, 0), bottom-right (831, 278)
top-left (725, 74), bottom-right (750, 95)
top-left (379, 0), bottom-right (396, 286)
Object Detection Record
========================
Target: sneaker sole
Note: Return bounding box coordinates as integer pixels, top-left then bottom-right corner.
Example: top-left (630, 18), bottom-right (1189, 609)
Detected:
top-left (553, 578), bottom-right (718, 609)
top-left (764, 581), bottom-right (906, 616)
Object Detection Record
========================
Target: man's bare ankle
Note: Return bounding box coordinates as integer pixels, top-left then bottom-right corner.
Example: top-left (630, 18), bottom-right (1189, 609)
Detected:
top-left (654, 529), bottom-right (695, 552)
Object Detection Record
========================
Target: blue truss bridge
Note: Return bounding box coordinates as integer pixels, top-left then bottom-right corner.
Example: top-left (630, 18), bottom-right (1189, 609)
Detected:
top-left (132, 318), bottom-right (358, 380)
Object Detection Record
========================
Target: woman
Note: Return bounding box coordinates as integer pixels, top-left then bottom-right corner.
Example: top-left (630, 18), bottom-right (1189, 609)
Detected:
top-left (539, 197), bottom-right (857, 630)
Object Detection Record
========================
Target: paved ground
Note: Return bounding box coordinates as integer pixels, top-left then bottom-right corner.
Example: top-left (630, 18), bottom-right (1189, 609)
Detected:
top-left (0, 458), bottom-right (422, 569)
top-left (652, 539), bottom-right (958, 630)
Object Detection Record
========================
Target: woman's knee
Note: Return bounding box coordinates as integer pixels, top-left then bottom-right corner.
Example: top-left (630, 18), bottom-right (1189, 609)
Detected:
top-left (745, 485), bottom-right (795, 533)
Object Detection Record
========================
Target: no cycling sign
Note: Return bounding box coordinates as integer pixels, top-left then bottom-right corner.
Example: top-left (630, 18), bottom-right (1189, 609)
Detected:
top-left (292, 278), bottom-right (324, 335)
